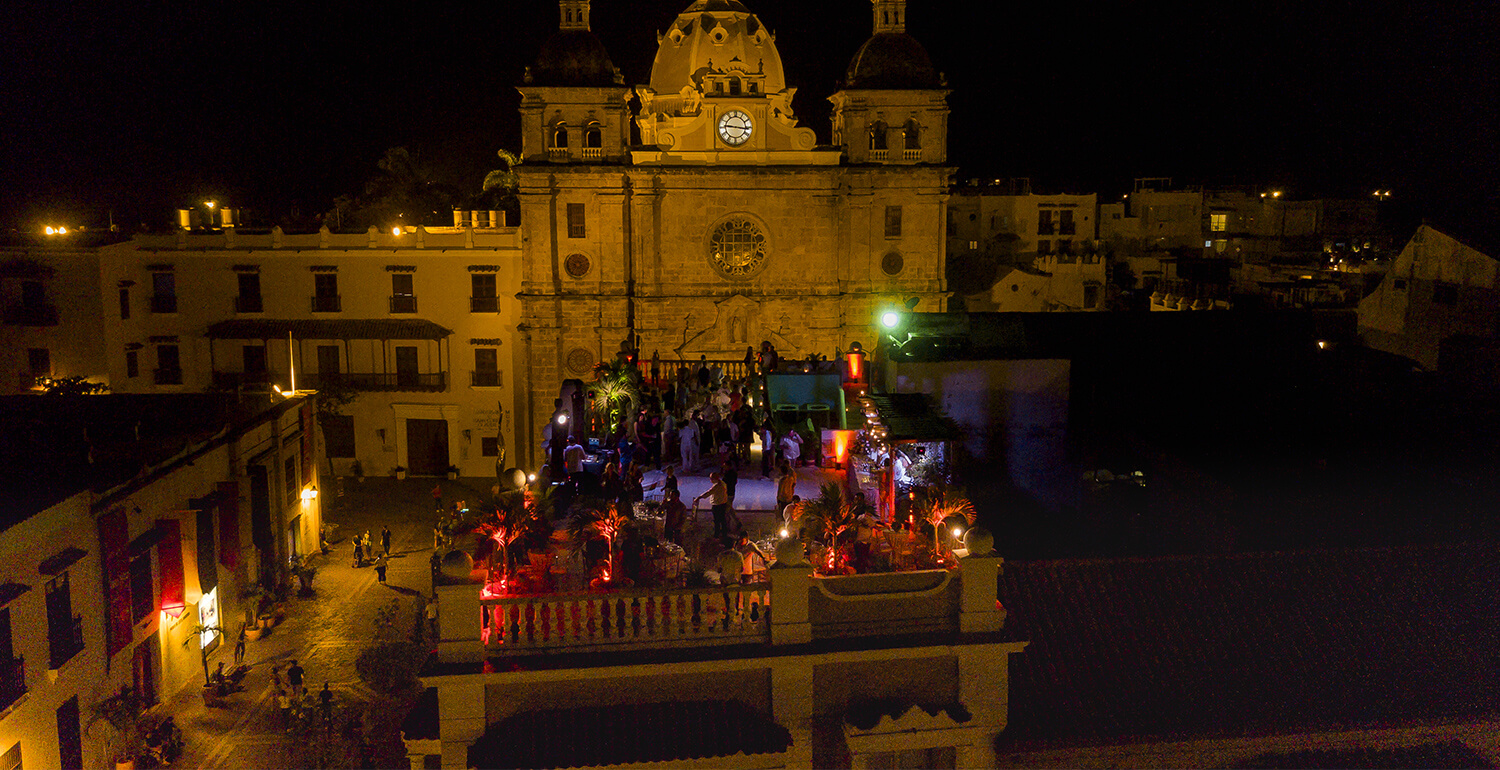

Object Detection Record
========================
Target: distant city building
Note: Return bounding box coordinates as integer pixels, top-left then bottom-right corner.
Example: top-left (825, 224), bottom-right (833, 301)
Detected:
top-left (1359, 224), bottom-right (1498, 369)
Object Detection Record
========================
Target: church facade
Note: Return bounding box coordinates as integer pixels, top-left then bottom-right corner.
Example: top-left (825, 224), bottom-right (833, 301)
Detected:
top-left (512, 0), bottom-right (953, 464)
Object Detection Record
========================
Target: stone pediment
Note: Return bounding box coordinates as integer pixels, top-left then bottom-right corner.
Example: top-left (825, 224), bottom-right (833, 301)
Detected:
top-left (675, 294), bottom-right (798, 359)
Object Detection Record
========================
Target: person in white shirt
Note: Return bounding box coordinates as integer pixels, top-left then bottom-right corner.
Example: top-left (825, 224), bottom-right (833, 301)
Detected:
top-left (780, 430), bottom-right (803, 467)
top-left (679, 413), bottom-right (701, 472)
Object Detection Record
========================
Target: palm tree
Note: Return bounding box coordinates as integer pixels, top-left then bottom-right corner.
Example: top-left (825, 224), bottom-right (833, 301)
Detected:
top-left (592, 358), bottom-right (642, 438)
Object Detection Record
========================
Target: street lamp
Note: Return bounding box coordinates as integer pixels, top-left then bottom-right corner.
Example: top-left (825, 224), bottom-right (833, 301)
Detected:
top-left (881, 312), bottom-right (900, 329)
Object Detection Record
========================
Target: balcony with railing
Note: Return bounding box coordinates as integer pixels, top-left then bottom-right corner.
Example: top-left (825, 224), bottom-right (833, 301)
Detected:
top-left (234, 295), bottom-right (264, 313)
top-left (154, 368), bottom-right (183, 385)
top-left (548, 148), bottom-right (570, 162)
top-left (435, 531), bottom-right (1004, 664)
top-left (902, 148), bottom-right (922, 161)
top-left (582, 147), bottom-right (603, 161)
top-left (869, 149), bottom-right (889, 162)
top-left (311, 295), bottom-right (342, 313)
top-left (0, 656), bottom-right (24, 712)
top-left (300, 371), bottom-right (447, 393)
top-left (390, 295), bottom-right (418, 314)
top-left (48, 615), bottom-right (84, 670)
top-left (150, 294), bottom-right (177, 314)
top-left (471, 370), bottom-right (501, 387)
top-left (3, 302), bottom-right (59, 326)
top-left (470, 296), bottom-right (499, 313)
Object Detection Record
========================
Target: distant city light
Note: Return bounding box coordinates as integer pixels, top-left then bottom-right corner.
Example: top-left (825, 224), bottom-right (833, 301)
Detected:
top-left (392, 226), bottom-right (402, 236)
top-left (205, 201), bottom-right (216, 209)
top-left (951, 527), bottom-right (964, 538)
top-left (779, 528), bottom-right (789, 538)
top-left (881, 312), bottom-right (900, 329)
top-left (300, 488), bottom-right (318, 501)
top-left (556, 413), bottom-right (568, 425)
top-left (528, 473), bottom-right (536, 482)
top-left (1272, 191), bottom-right (1282, 198)
top-left (44, 226), bottom-right (56, 235)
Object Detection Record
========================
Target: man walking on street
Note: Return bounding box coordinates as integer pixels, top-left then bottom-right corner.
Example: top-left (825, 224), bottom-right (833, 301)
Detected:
top-left (381, 525), bottom-right (391, 557)
top-left (319, 683), bottom-right (334, 731)
top-left (287, 659), bottom-right (305, 697)
top-left (375, 557), bottom-right (388, 584)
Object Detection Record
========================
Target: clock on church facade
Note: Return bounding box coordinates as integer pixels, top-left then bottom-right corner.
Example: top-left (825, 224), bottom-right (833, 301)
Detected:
top-left (512, 0), bottom-right (951, 464)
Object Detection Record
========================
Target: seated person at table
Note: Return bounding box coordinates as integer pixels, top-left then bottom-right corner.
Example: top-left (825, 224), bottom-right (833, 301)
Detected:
top-left (661, 490), bottom-right (688, 544)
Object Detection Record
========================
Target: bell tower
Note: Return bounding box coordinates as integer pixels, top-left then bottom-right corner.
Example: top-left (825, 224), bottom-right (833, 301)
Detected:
top-left (830, 0), bottom-right (949, 165)
top-left (517, 0), bottom-right (629, 164)
top-left (871, 0), bottom-right (906, 33)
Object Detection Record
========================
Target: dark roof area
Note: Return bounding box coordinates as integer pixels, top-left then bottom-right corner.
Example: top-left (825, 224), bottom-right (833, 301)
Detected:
top-left (1235, 740), bottom-right (1493, 769)
top-left (880, 310), bottom-right (1357, 362)
top-left (0, 394), bottom-right (303, 529)
top-left (400, 687), bottom-right (438, 741)
top-left (868, 392), bottom-right (961, 442)
top-left (845, 33), bottom-right (942, 89)
top-left (205, 318), bottom-right (452, 341)
top-left (526, 31), bottom-right (622, 87)
top-left (997, 544), bottom-right (1500, 748)
top-left (468, 699), bottom-right (790, 769)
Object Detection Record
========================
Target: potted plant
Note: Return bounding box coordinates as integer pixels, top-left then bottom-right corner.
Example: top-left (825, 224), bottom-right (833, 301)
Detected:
top-left (393, 465), bottom-right (407, 480)
top-left (447, 464), bottom-right (460, 480)
top-left (90, 686), bottom-right (146, 769)
top-left (289, 555), bottom-right (317, 595)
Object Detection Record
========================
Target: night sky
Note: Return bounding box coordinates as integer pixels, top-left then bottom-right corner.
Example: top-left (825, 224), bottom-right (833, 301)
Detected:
top-left (3, 0), bottom-right (1496, 247)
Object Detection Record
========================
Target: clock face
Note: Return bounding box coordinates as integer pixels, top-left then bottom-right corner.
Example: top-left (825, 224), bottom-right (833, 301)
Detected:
top-left (717, 110), bottom-right (753, 147)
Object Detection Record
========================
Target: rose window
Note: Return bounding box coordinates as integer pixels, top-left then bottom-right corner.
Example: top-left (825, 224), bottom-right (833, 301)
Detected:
top-left (708, 217), bottom-right (768, 279)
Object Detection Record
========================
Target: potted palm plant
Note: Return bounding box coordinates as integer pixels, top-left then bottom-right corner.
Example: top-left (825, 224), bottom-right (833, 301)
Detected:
top-left (90, 686), bottom-right (146, 770)
top-left (393, 465), bottom-right (407, 480)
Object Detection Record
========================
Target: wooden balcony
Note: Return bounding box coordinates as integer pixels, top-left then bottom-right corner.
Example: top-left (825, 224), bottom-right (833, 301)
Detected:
top-left (211, 370), bottom-right (280, 389)
top-left (300, 371), bottom-right (446, 393)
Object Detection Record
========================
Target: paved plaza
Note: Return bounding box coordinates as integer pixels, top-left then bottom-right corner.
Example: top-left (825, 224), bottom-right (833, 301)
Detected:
top-left (159, 458), bottom-right (835, 768)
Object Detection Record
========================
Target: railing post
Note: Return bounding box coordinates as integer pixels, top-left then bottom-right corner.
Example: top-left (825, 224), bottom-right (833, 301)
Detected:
top-left (958, 527), bottom-right (1005, 633)
top-left (768, 549), bottom-right (812, 645)
top-left (436, 584), bottom-right (483, 664)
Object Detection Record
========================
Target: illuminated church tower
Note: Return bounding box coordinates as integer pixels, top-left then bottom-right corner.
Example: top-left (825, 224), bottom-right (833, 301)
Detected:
top-left (514, 0), bottom-right (952, 464)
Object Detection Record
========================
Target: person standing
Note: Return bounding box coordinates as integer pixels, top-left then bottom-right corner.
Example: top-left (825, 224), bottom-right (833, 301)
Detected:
top-left (380, 526), bottom-right (391, 558)
top-left (760, 419), bottom-right (776, 479)
top-left (780, 430), bottom-right (803, 467)
top-left (776, 463), bottom-right (797, 515)
top-left (431, 483), bottom-right (443, 513)
top-left (318, 683), bottom-right (334, 731)
top-left (374, 556), bottom-right (388, 584)
top-left (693, 472), bottom-right (730, 539)
top-left (286, 659), bottom-right (305, 697)
top-left (661, 489), bottom-right (687, 544)
top-left (276, 686), bottom-right (292, 728)
top-left (233, 623), bottom-right (246, 666)
top-left (352, 537), bottom-right (363, 568)
top-left (679, 414), bottom-right (700, 473)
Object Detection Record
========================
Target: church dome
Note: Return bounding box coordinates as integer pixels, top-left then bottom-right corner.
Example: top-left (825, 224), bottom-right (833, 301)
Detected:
top-left (527, 30), bottom-right (623, 87)
top-left (845, 33), bottom-right (942, 89)
top-left (648, 1), bottom-right (788, 95)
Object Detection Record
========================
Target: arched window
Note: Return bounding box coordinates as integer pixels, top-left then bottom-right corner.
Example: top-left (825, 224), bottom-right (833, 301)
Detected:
top-left (869, 121), bottom-right (888, 150)
top-left (584, 122), bottom-right (602, 149)
top-left (552, 124), bottom-right (569, 149)
top-left (565, 9), bottom-right (573, 23)
top-left (903, 119), bottom-right (921, 149)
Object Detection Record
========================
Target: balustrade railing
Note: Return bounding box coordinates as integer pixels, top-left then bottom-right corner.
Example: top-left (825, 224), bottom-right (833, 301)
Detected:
top-left (638, 358), bottom-right (755, 388)
top-left (481, 583), bottom-right (770, 653)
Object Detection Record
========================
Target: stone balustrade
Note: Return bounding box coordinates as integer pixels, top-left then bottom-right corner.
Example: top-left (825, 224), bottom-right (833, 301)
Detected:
top-left (435, 549), bottom-right (1005, 664)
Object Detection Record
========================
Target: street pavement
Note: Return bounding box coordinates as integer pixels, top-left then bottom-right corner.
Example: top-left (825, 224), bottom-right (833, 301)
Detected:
top-left (160, 455), bottom-right (836, 768)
